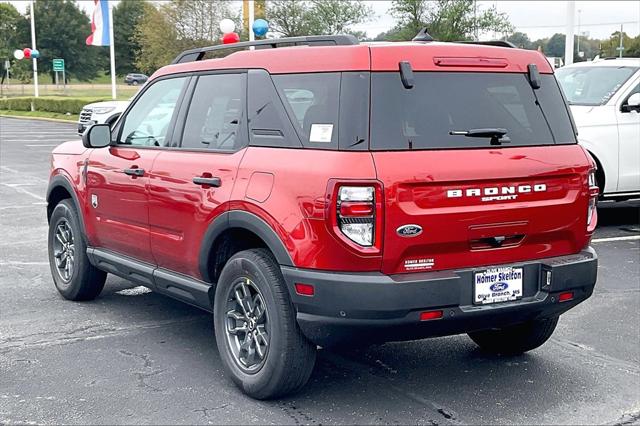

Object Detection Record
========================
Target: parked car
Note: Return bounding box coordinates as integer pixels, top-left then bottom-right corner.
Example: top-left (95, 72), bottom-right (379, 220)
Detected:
top-left (124, 73), bottom-right (149, 85)
top-left (47, 34), bottom-right (598, 399)
top-left (77, 100), bottom-right (130, 135)
top-left (556, 58), bottom-right (640, 200)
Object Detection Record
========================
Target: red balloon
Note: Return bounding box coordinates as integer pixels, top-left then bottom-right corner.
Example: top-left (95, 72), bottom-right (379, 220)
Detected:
top-left (23, 48), bottom-right (32, 59)
top-left (222, 32), bottom-right (240, 44)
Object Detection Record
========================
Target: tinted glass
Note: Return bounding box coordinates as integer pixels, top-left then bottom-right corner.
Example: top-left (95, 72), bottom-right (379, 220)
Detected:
top-left (370, 72), bottom-right (576, 150)
top-left (272, 73), bottom-right (340, 148)
top-left (247, 69), bottom-right (302, 148)
top-left (181, 73), bottom-right (245, 151)
top-left (118, 77), bottom-right (186, 146)
top-left (555, 66), bottom-right (639, 105)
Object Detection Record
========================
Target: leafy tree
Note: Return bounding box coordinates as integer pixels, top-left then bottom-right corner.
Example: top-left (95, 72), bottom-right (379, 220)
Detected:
top-left (383, 0), bottom-right (513, 42)
top-left (266, 0), bottom-right (373, 37)
top-left (505, 31), bottom-right (532, 49)
top-left (26, 0), bottom-right (103, 82)
top-left (267, 0), bottom-right (315, 37)
top-left (0, 3), bottom-right (30, 83)
top-left (544, 33), bottom-right (565, 58)
top-left (600, 31), bottom-right (637, 58)
top-left (113, 0), bottom-right (147, 75)
top-left (135, 0), bottom-right (238, 75)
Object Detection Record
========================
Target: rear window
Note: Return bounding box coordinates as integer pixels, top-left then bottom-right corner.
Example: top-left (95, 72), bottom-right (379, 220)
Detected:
top-left (370, 72), bottom-right (576, 151)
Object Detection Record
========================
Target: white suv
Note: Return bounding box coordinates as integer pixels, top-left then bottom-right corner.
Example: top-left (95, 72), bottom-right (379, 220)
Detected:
top-left (77, 100), bottom-right (130, 135)
top-left (556, 58), bottom-right (640, 200)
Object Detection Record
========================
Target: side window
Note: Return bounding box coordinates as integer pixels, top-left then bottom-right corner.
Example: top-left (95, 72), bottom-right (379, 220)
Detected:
top-left (180, 73), bottom-right (246, 151)
top-left (118, 77), bottom-right (187, 147)
top-left (272, 73), bottom-right (340, 148)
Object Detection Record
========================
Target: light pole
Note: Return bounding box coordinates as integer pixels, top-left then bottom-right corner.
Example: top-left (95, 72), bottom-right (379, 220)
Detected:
top-left (576, 9), bottom-right (581, 59)
top-left (29, 0), bottom-right (39, 98)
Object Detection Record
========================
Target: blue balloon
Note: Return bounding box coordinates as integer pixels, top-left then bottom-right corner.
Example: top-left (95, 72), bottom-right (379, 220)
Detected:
top-left (31, 49), bottom-right (40, 59)
top-left (252, 19), bottom-right (269, 37)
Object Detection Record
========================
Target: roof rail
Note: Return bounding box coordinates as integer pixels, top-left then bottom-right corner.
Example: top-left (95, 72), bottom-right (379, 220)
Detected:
top-left (457, 40), bottom-right (517, 48)
top-left (171, 35), bottom-right (359, 64)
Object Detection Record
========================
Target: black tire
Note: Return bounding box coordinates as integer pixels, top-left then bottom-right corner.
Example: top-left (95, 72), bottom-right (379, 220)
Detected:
top-left (48, 199), bottom-right (106, 301)
top-left (468, 317), bottom-right (559, 355)
top-left (213, 248), bottom-right (316, 399)
top-left (132, 80), bottom-right (139, 86)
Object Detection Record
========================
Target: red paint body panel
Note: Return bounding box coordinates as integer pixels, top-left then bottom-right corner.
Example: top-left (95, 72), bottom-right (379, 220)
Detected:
top-left (148, 149), bottom-right (245, 278)
top-left (369, 43), bottom-right (553, 73)
top-left (85, 147), bottom-right (160, 264)
top-left (372, 145), bottom-right (593, 274)
top-left (153, 45), bottom-right (371, 78)
top-left (231, 147), bottom-right (381, 271)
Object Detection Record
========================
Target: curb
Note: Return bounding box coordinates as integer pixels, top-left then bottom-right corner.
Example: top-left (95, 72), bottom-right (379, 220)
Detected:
top-left (0, 114), bottom-right (77, 124)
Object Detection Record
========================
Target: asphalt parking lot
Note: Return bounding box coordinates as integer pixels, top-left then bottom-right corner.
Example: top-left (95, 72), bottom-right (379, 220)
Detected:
top-left (1, 116), bottom-right (639, 425)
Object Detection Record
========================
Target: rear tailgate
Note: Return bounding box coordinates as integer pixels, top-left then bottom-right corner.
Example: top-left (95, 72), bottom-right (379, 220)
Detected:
top-left (374, 145), bottom-right (592, 274)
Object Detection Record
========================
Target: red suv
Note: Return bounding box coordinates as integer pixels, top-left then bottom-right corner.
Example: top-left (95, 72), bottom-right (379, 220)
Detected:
top-left (46, 34), bottom-right (599, 399)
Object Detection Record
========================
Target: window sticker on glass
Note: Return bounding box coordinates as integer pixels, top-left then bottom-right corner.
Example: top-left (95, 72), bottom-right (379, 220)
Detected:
top-left (309, 124), bottom-right (333, 143)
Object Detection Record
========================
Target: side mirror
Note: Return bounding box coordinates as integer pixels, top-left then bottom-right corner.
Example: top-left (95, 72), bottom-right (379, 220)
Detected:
top-left (82, 124), bottom-right (111, 148)
top-left (621, 93), bottom-right (640, 113)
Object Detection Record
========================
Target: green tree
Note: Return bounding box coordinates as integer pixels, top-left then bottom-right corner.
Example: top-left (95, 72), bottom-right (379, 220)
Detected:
top-left (505, 31), bottom-right (532, 49)
top-left (544, 33), bottom-right (565, 57)
top-left (113, 0), bottom-right (147, 75)
top-left (267, 0), bottom-right (373, 37)
top-left (267, 0), bottom-right (315, 37)
top-left (28, 0), bottom-right (103, 82)
top-left (135, 0), bottom-right (237, 75)
top-left (384, 0), bottom-right (513, 42)
top-left (0, 3), bottom-right (31, 83)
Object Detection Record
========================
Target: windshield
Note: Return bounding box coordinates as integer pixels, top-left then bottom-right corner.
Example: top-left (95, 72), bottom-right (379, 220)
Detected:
top-left (555, 66), bottom-right (638, 105)
top-left (370, 72), bottom-right (576, 151)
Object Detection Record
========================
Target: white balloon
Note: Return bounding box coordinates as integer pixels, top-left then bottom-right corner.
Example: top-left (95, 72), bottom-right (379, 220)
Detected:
top-left (13, 49), bottom-right (24, 60)
top-left (219, 19), bottom-right (235, 34)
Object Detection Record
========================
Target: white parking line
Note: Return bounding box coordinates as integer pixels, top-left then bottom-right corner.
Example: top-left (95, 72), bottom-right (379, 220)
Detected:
top-left (0, 183), bottom-right (45, 201)
top-left (592, 235), bottom-right (640, 243)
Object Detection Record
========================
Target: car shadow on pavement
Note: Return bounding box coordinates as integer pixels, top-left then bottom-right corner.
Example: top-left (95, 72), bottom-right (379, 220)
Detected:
top-left (94, 281), bottom-right (597, 423)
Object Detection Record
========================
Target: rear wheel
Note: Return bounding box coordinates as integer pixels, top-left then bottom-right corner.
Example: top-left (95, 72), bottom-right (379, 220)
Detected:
top-left (213, 248), bottom-right (316, 399)
top-left (467, 317), bottom-right (559, 355)
top-left (48, 200), bottom-right (106, 301)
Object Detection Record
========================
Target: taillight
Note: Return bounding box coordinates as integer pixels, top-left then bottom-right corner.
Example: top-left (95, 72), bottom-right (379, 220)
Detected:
top-left (337, 186), bottom-right (375, 246)
top-left (587, 169), bottom-right (598, 232)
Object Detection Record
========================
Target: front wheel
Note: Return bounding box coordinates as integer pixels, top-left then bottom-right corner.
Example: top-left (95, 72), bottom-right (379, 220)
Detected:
top-left (468, 317), bottom-right (559, 355)
top-left (48, 200), bottom-right (106, 300)
top-left (213, 249), bottom-right (316, 399)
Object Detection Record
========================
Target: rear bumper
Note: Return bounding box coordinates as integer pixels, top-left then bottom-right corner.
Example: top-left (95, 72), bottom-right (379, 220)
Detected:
top-left (281, 247), bottom-right (597, 347)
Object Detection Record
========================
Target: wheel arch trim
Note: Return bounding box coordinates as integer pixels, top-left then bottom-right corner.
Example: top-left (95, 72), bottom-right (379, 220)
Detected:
top-left (46, 175), bottom-right (88, 238)
top-left (199, 210), bottom-right (294, 282)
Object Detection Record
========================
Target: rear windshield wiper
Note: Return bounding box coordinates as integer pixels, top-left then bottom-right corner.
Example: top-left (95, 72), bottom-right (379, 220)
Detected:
top-left (449, 128), bottom-right (511, 145)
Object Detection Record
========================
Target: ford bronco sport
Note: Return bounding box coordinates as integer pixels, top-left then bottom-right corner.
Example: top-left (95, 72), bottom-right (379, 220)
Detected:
top-left (46, 34), bottom-right (599, 399)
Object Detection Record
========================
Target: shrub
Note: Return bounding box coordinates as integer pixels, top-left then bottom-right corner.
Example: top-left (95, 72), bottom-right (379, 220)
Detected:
top-left (0, 97), bottom-right (108, 114)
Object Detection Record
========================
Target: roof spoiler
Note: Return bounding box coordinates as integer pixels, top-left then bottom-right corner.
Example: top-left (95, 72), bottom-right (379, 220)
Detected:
top-left (457, 40), bottom-right (516, 48)
top-left (171, 35), bottom-right (360, 64)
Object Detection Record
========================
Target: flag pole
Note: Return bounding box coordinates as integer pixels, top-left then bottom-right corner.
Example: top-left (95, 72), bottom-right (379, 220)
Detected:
top-left (30, 0), bottom-right (39, 98)
top-left (248, 0), bottom-right (255, 42)
top-left (108, 0), bottom-right (116, 100)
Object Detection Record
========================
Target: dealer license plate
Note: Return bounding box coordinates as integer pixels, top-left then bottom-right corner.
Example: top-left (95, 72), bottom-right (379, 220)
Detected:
top-left (474, 267), bottom-right (523, 305)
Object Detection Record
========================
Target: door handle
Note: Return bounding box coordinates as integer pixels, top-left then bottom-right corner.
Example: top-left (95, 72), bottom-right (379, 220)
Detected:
top-left (193, 176), bottom-right (222, 187)
top-left (123, 168), bottom-right (145, 177)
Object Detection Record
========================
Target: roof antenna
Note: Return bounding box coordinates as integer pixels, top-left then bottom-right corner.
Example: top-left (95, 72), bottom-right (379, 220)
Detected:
top-left (412, 27), bottom-right (434, 42)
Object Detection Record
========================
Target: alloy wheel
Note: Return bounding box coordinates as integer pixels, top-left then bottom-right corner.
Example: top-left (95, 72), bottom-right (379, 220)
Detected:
top-left (224, 278), bottom-right (270, 373)
top-left (52, 219), bottom-right (75, 283)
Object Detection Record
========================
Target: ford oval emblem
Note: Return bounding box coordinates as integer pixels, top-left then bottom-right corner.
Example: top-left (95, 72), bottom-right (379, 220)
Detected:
top-left (396, 224), bottom-right (423, 237)
top-left (490, 282), bottom-right (509, 292)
